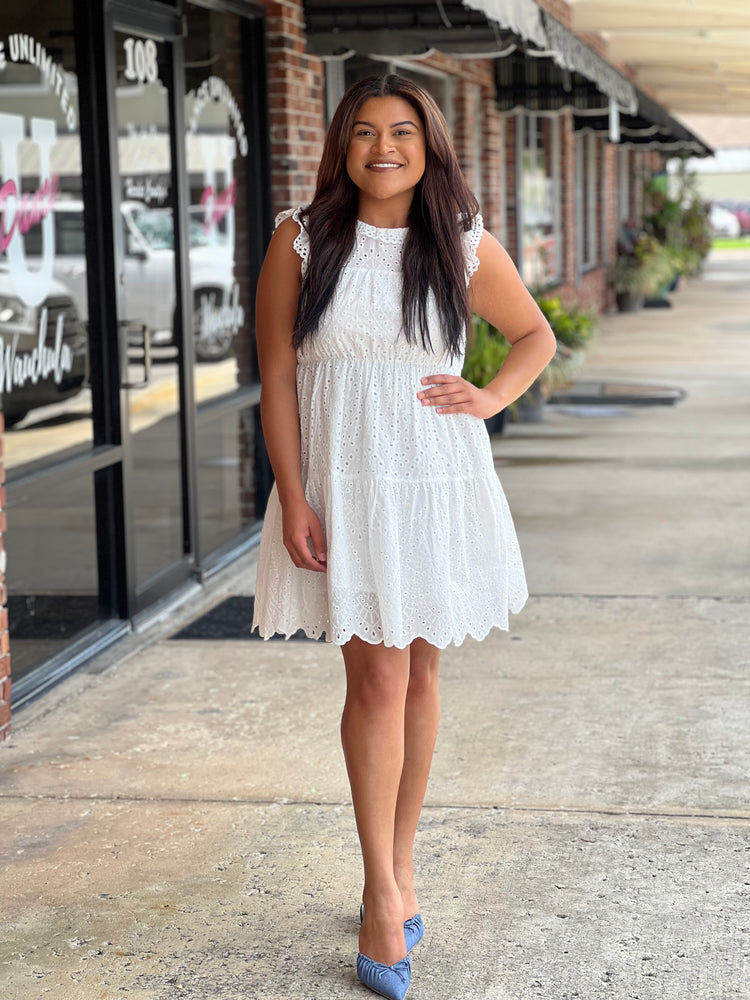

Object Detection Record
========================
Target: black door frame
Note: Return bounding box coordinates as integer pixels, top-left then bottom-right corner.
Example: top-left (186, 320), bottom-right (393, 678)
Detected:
top-left (105, 2), bottom-right (198, 616)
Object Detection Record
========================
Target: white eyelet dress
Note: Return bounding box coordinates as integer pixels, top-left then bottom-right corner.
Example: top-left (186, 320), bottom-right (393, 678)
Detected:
top-left (252, 208), bottom-right (528, 648)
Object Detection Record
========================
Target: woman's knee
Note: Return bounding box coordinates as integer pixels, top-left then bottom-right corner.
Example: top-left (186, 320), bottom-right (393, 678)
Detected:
top-left (342, 639), bottom-right (410, 707)
top-left (407, 640), bottom-right (440, 697)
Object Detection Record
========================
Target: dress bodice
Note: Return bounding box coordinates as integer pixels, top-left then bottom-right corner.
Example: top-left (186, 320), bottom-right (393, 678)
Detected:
top-left (276, 208), bottom-right (483, 371)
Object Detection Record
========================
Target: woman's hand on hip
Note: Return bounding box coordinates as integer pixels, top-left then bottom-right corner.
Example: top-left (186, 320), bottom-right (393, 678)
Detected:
top-left (282, 498), bottom-right (327, 573)
top-left (417, 374), bottom-right (504, 419)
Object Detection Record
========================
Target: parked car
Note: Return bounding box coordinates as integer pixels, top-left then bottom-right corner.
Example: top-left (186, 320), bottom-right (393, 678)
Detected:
top-left (709, 204), bottom-right (741, 238)
top-left (25, 200), bottom-right (239, 362)
top-left (727, 202), bottom-right (750, 235)
top-left (0, 269), bottom-right (88, 428)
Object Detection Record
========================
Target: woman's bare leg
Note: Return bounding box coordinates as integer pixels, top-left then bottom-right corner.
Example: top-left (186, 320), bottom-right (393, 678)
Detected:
top-left (393, 638), bottom-right (441, 921)
top-left (341, 636), bottom-right (410, 966)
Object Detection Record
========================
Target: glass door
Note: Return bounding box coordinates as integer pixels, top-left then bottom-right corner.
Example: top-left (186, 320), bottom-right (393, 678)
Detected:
top-left (110, 16), bottom-right (195, 613)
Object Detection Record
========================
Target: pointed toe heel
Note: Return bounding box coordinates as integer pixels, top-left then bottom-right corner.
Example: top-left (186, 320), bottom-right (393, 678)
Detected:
top-left (403, 913), bottom-right (424, 952)
top-left (357, 952), bottom-right (411, 1000)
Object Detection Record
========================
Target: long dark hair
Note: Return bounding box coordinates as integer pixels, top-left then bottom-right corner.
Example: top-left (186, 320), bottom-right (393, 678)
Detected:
top-left (294, 75), bottom-right (480, 359)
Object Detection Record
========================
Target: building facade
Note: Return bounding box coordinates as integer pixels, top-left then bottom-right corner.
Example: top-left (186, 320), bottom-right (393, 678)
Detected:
top-left (0, 0), bottom-right (707, 733)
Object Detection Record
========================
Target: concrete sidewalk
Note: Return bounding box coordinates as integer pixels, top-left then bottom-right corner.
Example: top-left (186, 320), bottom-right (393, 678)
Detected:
top-left (2, 251), bottom-right (749, 1000)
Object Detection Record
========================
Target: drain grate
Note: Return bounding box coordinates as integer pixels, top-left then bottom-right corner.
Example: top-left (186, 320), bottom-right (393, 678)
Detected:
top-left (170, 595), bottom-right (325, 641)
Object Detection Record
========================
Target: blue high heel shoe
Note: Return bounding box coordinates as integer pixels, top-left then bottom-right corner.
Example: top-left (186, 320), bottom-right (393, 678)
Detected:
top-left (359, 904), bottom-right (425, 952)
top-left (402, 913), bottom-right (424, 952)
top-left (357, 952), bottom-right (411, 1000)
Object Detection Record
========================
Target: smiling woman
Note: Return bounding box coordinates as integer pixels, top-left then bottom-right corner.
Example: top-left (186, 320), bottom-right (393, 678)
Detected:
top-left (251, 73), bottom-right (556, 1000)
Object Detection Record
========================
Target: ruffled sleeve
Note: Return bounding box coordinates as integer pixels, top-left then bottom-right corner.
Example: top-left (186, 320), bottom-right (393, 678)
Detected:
top-left (462, 212), bottom-right (484, 280)
top-left (274, 206), bottom-right (310, 277)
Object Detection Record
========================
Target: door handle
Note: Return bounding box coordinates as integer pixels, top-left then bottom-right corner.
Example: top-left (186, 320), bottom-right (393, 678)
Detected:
top-left (119, 321), bottom-right (152, 389)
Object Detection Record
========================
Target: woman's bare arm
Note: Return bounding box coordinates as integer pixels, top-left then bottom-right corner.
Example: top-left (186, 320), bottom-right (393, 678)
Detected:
top-left (256, 217), bottom-right (327, 571)
top-left (417, 230), bottom-right (557, 417)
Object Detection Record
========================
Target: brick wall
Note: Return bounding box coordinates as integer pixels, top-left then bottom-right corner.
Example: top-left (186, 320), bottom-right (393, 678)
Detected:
top-left (503, 115), bottom-right (518, 261)
top-left (602, 139), bottom-right (618, 309)
top-left (0, 413), bottom-right (10, 741)
top-left (262, 0), bottom-right (326, 214)
top-left (481, 86), bottom-right (503, 238)
top-left (560, 109), bottom-right (577, 288)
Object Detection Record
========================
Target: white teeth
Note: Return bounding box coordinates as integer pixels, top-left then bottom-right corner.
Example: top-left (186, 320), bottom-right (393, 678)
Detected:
top-left (368, 163), bottom-right (401, 168)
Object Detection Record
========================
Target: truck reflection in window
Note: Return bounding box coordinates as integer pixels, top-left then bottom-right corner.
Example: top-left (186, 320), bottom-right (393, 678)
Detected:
top-left (25, 200), bottom-right (241, 362)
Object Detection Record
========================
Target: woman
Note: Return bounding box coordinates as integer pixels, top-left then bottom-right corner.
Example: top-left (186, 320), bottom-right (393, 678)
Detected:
top-left (253, 75), bottom-right (556, 1000)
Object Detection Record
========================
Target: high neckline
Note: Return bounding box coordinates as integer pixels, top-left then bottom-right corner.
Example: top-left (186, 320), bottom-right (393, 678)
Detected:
top-left (356, 219), bottom-right (409, 240)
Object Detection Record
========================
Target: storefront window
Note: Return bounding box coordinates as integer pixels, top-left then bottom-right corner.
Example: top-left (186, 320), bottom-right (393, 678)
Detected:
top-left (578, 130), bottom-right (600, 269)
top-left (0, 2), bottom-right (106, 684)
top-left (196, 404), bottom-right (258, 555)
top-left (7, 474), bottom-right (100, 680)
top-left (0, 4), bottom-right (92, 470)
top-left (184, 4), bottom-right (262, 552)
top-left (520, 114), bottom-right (561, 286)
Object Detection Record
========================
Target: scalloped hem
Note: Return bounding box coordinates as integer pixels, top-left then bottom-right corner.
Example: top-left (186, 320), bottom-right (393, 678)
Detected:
top-left (251, 606), bottom-right (525, 650)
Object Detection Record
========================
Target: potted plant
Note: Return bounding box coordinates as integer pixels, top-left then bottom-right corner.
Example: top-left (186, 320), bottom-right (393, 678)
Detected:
top-left (532, 295), bottom-right (595, 398)
top-left (612, 232), bottom-right (673, 312)
top-left (462, 317), bottom-right (512, 433)
top-left (643, 167), bottom-right (711, 282)
top-left (535, 296), bottom-right (594, 357)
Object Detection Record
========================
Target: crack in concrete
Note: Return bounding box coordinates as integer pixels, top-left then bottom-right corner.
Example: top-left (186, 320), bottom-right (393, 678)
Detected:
top-left (1, 791), bottom-right (748, 823)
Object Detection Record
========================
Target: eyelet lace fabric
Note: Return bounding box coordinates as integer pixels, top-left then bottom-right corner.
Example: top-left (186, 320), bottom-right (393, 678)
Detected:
top-left (252, 208), bottom-right (528, 648)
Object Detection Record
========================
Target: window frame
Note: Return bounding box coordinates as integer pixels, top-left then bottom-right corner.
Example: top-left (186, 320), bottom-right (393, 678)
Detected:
top-left (517, 111), bottom-right (563, 287)
top-left (576, 128), bottom-right (600, 274)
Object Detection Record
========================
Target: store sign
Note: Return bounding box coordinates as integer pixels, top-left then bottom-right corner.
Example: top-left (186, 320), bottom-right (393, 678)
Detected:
top-left (0, 112), bottom-right (58, 306)
top-left (199, 282), bottom-right (244, 343)
top-left (0, 34), bottom-right (77, 394)
top-left (0, 307), bottom-right (72, 394)
top-left (0, 34), bottom-right (77, 130)
top-left (123, 174), bottom-right (168, 206)
top-left (187, 77), bottom-right (248, 348)
top-left (187, 76), bottom-right (248, 157)
top-left (199, 176), bottom-right (236, 234)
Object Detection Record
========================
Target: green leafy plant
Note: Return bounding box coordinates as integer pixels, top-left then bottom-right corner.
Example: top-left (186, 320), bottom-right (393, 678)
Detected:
top-left (644, 166), bottom-right (711, 278)
top-left (612, 234), bottom-right (674, 298)
top-left (534, 296), bottom-right (595, 351)
top-left (462, 316), bottom-right (511, 389)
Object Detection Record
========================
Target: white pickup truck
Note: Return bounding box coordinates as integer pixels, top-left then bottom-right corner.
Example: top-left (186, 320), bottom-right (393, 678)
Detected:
top-left (34, 200), bottom-right (241, 362)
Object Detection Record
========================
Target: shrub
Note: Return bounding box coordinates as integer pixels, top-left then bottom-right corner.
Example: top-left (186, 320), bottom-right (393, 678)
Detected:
top-left (462, 317), bottom-right (511, 388)
top-left (534, 296), bottom-right (595, 351)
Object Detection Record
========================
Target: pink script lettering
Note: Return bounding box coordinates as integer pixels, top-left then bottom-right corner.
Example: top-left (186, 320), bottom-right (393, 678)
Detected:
top-left (0, 175), bottom-right (59, 253)
top-left (199, 178), bottom-right (237, 234)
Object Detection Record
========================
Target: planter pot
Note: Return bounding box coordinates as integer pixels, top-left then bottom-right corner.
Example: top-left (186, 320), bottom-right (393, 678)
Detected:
top-left (516, 380), bottom-right (546, 424)
top-left (484, 409), bottom-right (507, 435)
top-left (615, 291), bottom-right (644, 313)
